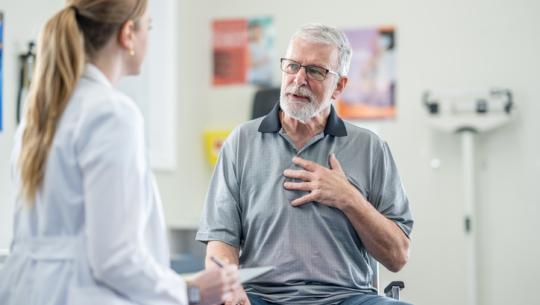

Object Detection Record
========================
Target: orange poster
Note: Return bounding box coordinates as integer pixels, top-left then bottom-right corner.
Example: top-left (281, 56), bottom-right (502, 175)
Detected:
top-left (212, 17), bottom-right (274, 87)
top-left (212, 19), bottom-right (249, 85)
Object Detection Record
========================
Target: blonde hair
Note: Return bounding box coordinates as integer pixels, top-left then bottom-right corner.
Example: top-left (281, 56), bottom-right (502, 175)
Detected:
top-left (19, 0), bottom-right (148, 203)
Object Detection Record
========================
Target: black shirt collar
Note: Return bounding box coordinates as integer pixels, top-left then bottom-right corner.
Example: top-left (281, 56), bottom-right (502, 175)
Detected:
top-left (258, 103), bottom-right (347, 137)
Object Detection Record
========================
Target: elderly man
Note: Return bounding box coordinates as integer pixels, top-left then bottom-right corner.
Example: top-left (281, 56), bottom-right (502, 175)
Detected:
top-left (197, 24), bottom-right (413, 305)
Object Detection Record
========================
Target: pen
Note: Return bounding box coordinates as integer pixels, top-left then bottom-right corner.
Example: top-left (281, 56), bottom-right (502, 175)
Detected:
top-left (210, 256), bottom-right (225, 268)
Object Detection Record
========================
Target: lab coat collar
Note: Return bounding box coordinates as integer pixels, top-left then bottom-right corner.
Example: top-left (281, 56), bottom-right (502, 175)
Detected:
top-left (82, 63), bottom-right (113, 88)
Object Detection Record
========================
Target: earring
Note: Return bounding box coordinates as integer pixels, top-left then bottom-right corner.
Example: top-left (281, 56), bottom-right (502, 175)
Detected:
top-left (129, 49), bottom-right (135, 56)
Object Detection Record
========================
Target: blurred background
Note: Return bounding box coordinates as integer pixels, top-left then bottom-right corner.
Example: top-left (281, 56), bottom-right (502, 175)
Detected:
top-left (1, 0), bottom-right (539, 304)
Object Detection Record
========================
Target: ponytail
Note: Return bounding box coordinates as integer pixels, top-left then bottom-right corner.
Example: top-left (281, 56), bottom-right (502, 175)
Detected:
top-left (18, 0), bottom-right (148, 204)
top-left (19, 7), bottom-right (85, 203)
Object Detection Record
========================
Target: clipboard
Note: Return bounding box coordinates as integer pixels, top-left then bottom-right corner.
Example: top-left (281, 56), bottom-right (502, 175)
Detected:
top-left (239, 266), bottom-right (274, 283)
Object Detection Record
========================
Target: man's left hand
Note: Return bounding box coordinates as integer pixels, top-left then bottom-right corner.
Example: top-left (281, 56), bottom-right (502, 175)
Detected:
top-left (283, 154), bottom-right (360, 209)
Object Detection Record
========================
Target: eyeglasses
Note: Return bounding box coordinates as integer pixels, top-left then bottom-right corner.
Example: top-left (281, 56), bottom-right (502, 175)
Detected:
top-left (280, 58), bottom-right (340, 81)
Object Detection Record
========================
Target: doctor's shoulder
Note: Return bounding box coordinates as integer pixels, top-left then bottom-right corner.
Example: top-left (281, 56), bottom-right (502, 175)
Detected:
top-left (71, 85), bottom-right (145, 146)
top-left (77, 83), bottom-right (143, 123)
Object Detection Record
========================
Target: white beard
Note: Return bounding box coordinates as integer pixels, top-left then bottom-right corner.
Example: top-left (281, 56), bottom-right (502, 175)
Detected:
top-left (280, 85), bottom-right (332, 123)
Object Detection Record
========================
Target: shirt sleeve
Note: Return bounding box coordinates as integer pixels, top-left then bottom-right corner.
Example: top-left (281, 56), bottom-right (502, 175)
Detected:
top-left (370, 141), bottom-right (414, 238)
top-left (196, 128), bottom-right (243, 248)
top-left (75, 98), bottom-right (188, 305)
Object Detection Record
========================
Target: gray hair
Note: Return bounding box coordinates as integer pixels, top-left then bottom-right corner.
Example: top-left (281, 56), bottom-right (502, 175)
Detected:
top-left (290, 23), bottom-right (353, 76)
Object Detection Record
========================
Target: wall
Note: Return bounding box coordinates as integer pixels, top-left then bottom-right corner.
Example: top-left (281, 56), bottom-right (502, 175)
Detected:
top-left (1, 0), bottom-right (539, 305)
top-left (179, 1), bottom-right (540, 304)
top-left (0, 0), bottom-right (64, 250)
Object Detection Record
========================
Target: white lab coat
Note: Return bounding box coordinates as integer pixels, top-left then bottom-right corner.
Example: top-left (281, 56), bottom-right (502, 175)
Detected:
top-left (0, 64), bottom-right (188, 305)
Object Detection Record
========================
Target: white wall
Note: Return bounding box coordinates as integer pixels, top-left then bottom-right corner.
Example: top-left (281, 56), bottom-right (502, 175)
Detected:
top-left (178, 1), bottom-right (540, 304)
top-left (0, 0), bottom-right (64, 250)
top-left (1, 0), bottom-right (539, 304)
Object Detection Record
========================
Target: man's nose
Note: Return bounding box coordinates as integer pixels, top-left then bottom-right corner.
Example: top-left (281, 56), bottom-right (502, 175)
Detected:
top-left (293, 66), bottom-right (308, 86)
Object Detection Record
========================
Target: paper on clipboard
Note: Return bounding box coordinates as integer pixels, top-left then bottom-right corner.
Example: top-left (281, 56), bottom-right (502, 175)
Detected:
top-left (239, 266), bottom-right (274, 283)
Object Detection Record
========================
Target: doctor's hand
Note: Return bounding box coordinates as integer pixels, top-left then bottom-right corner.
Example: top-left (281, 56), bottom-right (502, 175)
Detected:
top-left (188, 264), bottom-right (242, 305)
top-left (224, 286), bottom-right (251, 305)
top-left (283, 154), bottom-right (362, 210)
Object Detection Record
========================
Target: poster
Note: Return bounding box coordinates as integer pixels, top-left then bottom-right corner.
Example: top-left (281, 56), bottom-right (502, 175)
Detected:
top-left (0, 12), bottom-right (4, 132)
top-left (212, 17), bottom-right (274, 87)
top-left (203, 130), bottom-right (231, 166)
top-left (337, 26), bottom-right (396, 120)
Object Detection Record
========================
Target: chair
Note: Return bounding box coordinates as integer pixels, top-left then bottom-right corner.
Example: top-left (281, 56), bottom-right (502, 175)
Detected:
top-left (251, 87), bottom-right (280, 119)
top-left (371, 259), bottom-right (405, 300)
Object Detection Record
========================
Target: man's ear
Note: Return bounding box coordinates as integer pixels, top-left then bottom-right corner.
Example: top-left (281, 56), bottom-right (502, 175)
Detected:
top-left (118, 20), bottom-right (135, 51)
top-left (331, 76), bottom-right (348, 100)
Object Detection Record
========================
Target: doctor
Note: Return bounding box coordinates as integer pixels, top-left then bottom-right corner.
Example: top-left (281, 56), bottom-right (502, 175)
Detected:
top-left (0, 0), bottom-right (242, 304)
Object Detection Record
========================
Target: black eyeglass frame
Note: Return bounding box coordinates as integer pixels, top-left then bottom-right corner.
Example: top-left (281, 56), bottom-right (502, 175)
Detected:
top-left (280, 58), bottom-right (340, 81)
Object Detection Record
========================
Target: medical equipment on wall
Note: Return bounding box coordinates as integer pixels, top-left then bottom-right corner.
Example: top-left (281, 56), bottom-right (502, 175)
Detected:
top-left (16, 41), bottom-right (35, 124)
top-left (423, 88), bottom-right (513, 132)
top-left (423, 88), bottom-right (514, 305)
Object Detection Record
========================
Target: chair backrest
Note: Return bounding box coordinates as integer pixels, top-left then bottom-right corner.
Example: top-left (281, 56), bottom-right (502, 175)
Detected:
top-left (251, 87), bottom-right (280, 119)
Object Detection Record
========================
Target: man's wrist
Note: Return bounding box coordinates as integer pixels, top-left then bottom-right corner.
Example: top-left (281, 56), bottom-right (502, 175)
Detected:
top-left (341, 185), bottom-right (367, 213)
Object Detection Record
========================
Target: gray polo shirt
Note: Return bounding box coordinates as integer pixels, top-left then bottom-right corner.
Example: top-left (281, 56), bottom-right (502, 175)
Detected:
top-left (196, 104), bottom-right (413, 305)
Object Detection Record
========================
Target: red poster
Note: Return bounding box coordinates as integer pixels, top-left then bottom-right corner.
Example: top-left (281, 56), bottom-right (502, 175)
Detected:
top-left (212, 19), bottom-right (249, 85)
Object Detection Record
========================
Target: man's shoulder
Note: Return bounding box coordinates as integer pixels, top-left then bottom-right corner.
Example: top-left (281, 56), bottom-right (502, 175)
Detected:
top-left (228, 117), bottom-right (267, 140)
top-left (342, 121), bottom-right (384, 144)
top-left (222, 117), bottom-right (267, 149)
top-left (238, 117), bottom-right (266, 133)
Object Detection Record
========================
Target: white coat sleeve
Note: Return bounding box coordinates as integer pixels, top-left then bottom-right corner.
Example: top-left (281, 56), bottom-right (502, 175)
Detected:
top-left (75, 99), bottom-right (188, 305)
